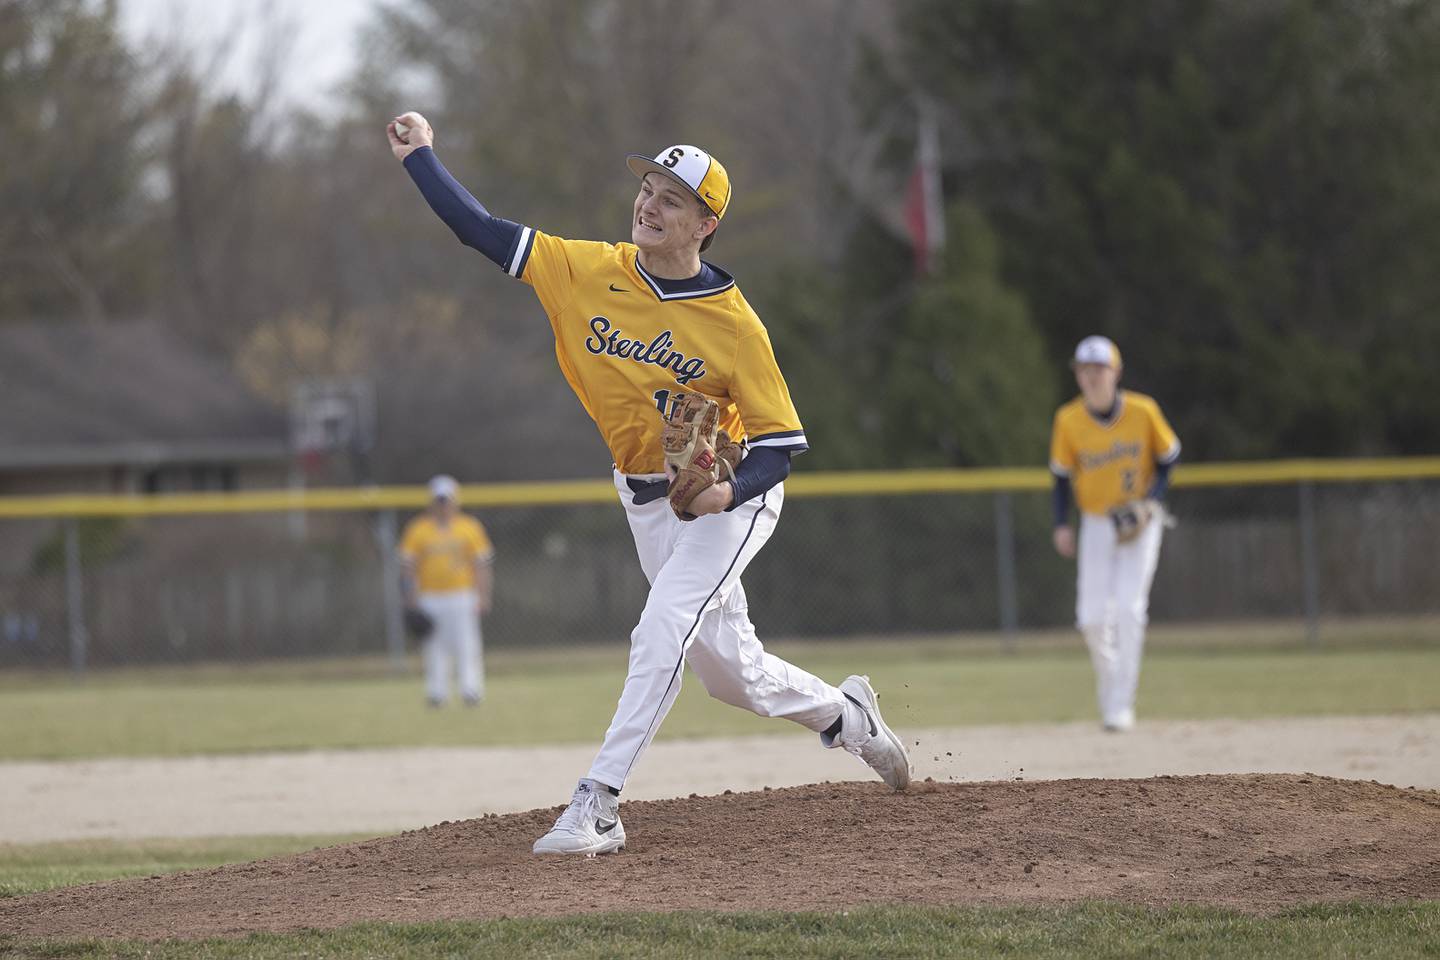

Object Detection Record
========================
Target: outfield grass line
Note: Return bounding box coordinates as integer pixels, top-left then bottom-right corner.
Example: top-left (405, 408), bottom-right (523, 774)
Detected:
top-left (2, 615), bottom-right (1437, 691)
top-left (3, 640), bottom-right (1440, 761)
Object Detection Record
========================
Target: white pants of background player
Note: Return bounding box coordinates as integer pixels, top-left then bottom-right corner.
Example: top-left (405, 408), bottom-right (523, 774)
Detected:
top-left (586, 469), bottom-right (849, 791)
top-left (418, 589), bottom-right (483, 704)
top-left (1076, 512), bottom-right (1164, 728)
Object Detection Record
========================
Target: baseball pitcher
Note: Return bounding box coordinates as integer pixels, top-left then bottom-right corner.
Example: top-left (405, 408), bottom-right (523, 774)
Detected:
top-left (1050, 336), bottom-right (1180, 731)
top-left (388, 114), bottom-right (910, 856)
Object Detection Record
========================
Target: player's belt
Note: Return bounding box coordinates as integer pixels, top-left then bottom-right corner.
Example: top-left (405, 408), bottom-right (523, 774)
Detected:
top-left (626, 477), bottom-right (669, 505)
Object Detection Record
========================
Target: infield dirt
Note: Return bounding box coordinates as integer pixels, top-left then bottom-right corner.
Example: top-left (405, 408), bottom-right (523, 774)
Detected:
top-left (3, 773), bottom-right (1438, 941)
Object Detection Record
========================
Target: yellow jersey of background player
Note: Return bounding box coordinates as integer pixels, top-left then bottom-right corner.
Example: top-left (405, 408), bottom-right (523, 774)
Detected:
top-left (1051, 390), bottom-right (1179, 517)
top-left (388, 112), bottom-right (910, 858)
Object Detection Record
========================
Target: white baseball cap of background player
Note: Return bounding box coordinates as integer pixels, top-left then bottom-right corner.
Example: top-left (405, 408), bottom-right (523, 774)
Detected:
top-left (1071, 335), bottom-right (1123, 370)
top-left (626, 145), bottom-right (732, 252)
top-left (428, 474), bottom-right (460, 503)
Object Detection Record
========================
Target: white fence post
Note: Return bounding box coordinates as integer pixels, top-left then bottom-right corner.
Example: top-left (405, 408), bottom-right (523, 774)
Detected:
top-left (65, 518), bottom-right (88, 675)
top-left (375, 509), bottom-right (406, 671)
top-left (1298, 480), bottom-right (1321, 646)
top-left (994, 491), bottom-right (1019, 649)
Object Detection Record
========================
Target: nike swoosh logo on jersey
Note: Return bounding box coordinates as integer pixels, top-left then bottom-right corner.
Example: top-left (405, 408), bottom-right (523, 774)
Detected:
top-left (596, 818), bottom-right (618, 834)
top-left (608, 283), bottom-right (627, 292)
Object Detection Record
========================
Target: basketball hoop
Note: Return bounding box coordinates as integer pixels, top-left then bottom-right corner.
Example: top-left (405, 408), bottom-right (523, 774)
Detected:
top-left (290, 379), bottom-right (376, 477)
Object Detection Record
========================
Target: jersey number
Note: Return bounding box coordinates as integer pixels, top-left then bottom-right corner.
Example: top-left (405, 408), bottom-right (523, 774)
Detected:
top-left (1121, 469), bottom-right (1137, 495)
top-left (653, 389), bottom-right (683, 418)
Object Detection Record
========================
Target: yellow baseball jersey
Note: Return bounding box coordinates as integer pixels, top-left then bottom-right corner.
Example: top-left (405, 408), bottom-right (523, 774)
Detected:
top-left (503, 228), bottom-right (808, 475)
top-left (1050, 390), bottom-right (1180, 515)
top-left (399, 513), bottom-right (494, 593)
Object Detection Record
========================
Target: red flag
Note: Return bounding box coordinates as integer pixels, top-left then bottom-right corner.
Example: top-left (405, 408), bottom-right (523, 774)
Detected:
top-left (904, 166), bottom-right (930, 275)
top-left (905, 108), bottom-right (945, 275)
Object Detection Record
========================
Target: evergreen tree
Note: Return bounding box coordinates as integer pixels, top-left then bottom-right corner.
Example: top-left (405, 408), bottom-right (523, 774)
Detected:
top-left (883, 203), bottom-right (1053, 466)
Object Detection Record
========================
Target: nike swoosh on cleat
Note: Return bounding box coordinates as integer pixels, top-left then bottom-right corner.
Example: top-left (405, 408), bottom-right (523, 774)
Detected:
top-left (843, 692), bottom-right (878, 737)
top-left (608, 283), bottom-right (627, 292)
top-left (596, 819), bottom-right (618, 834)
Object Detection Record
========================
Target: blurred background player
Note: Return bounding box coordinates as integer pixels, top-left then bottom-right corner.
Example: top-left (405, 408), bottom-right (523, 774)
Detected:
top-left (388, 113), bottom-right (910, 857)
top-left (1050, 336), bottom-right (1180, 732)
top-left (399, 475), bottom-right (495, 707)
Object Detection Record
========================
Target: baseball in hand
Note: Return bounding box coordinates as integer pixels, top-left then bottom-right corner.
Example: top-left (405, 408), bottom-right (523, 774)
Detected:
top-left (392, 111), bottom-right (428, 144)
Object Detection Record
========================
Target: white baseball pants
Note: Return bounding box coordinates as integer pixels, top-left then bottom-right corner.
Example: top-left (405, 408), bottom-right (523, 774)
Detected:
top-left (586, 470), bottom-right (849, 791)
top-left (418, 589), bottom-right (483, 704)
top-left (1075, 511), bottom-right (1164, 726)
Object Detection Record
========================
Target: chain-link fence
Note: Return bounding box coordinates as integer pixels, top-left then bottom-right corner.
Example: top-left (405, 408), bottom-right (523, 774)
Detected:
top-left (2, 466), bottom-right (1438, 671)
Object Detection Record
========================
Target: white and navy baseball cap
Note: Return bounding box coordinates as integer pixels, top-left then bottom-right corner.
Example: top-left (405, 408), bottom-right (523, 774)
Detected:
top-left (1072, 335), bottom-right (1123, 369)
top-left (626, 145), bottom-right (732, 251)
top-left (428, 474), bottom-right (460, 501)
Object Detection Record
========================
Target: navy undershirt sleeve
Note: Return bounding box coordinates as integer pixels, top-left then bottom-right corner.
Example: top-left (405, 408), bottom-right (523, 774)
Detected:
top-left (402, 146), bottom-right (520, 268)
top-left (725, 447), bottom-right (792, 511)
top-left (1052, 474), bottom-right (1072, 527)
top-left (1148, 459), bottom-right (1174, 500)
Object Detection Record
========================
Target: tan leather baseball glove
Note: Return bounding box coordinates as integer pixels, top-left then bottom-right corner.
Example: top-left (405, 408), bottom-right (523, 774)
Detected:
top-left (1108, 499), bottom-right (1158, 543)
top-left (661, 393), bottom-right (741, 521)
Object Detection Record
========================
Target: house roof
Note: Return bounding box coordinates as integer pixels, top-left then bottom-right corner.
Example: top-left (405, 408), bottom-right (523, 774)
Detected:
top-left (0, 321), bottom-right (288, 469)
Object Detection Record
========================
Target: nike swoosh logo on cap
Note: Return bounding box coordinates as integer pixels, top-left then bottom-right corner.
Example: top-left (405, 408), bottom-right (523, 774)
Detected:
top-left (704, 192), bottom-right (720, 202)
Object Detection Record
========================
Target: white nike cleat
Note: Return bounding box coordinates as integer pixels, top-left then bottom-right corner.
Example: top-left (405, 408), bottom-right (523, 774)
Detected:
top-left (1102, 708), bottom-right (1135, 733)
top-left (825, 674), bottom-right (912, 790)
top-left (532, 779), bottom-right (626, 856)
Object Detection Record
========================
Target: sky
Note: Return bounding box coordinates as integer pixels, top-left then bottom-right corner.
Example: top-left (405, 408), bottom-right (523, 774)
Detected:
top-left (118, 0), bottom-right (382, 115)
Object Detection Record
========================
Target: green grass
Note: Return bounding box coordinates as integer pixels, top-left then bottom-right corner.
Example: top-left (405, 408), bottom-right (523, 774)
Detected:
top-left (0, 835), bottom-right (373, 899)
top-left (2, 634), bottom-right (1439, 760)
top-left (1, 903), bottom-right (1437, 959)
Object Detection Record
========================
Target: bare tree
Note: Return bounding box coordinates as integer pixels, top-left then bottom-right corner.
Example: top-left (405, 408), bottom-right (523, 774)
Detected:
top-left (0, 0), bottom-right (153, 322)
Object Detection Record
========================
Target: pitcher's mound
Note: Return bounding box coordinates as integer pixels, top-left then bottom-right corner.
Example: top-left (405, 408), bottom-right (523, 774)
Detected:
top-left (4, 773), bottom-right (1438, 941)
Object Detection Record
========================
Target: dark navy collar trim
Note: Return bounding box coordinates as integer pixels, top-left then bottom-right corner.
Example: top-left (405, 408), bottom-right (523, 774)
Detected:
top-left (634, 257), bottom-right (735, 302)
top-left (1084, 392), bottom-right (1126, 428)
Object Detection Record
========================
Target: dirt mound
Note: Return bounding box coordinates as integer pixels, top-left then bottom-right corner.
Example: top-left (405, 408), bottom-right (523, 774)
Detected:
top-left (4, 774), bottom-right (1438, 941)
